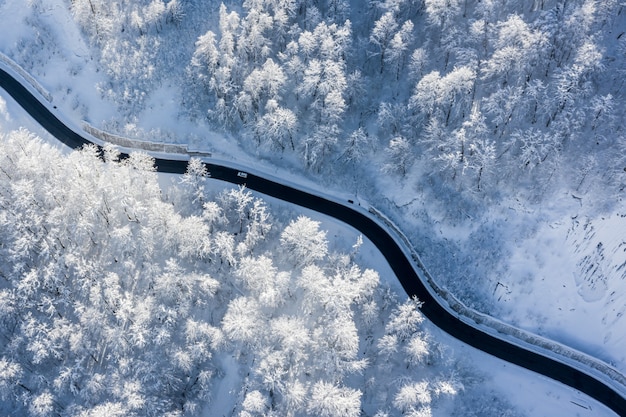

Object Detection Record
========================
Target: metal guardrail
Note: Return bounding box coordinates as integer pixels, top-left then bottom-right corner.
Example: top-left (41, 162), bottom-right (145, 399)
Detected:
top-left (81, 122), bottom-right (189, 155)
top-left (0, 51), bottom-right (211, 157)
top-left (368, 206), bottom-right (626, 395)
top-left (0, 53), bottom-right (53, 103)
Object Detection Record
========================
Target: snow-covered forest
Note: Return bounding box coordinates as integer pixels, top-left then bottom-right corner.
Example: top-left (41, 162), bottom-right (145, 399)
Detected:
top-left (1, 0), bottom-right (626, 415)
top-left (0, 125), bottom-right (529, 416)
top-left (44, 0), bottom-right (626, 373)
top-left (55, 0), bottom-right (624, 193)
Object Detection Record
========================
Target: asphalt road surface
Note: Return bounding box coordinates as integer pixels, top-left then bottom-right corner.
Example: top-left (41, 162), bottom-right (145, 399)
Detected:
top-left (1, 67), bottom-right (625, 415)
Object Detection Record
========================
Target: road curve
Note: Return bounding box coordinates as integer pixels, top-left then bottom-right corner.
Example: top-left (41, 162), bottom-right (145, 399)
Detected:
top-left (1, 67), bottom-right (625, 415)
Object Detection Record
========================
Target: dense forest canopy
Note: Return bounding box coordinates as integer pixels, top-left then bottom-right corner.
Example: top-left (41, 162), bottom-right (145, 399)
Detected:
top-left (0, 126), bottom-right (525, 416)
top-left (61, 0), bottom-right (624, 199)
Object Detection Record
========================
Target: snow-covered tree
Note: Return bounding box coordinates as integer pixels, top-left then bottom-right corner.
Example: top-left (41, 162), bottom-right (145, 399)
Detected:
top-left (254, 100), bottom-right (297, 150)
top-left (280, 216), bottom-right (328, 265)
top-left (307, 381), bottom-right (362, 417)
top-left (370, 12), bottom-right (399, 73)
top-left (385, 21), bottom-right (415, 78)
top-left (181, 157), bottom-right (210, 208)
top-left (222, 297), bottom-right (264, 346)
top-left (481, 14), bottom-right (548, 86)
top-left (383, 136), bottom-right (413, 176)
top-left (341, 127), bottom-right (373, 164)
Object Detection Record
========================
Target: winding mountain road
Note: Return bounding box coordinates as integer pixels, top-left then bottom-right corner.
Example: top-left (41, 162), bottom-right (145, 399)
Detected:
top-left (1, 66), bottom-right (625, 415)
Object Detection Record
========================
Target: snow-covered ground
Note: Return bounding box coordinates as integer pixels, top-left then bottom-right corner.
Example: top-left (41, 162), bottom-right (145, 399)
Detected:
top-left (495, 196), bottom-right (626, 370)
top-left (370, 153), bottom-right (626, 378)
top-left (3, 85), bottom-right (618, 416)
top-left (0, 0), bottom-right (116, 124)
top-left (1, 1), bottom-right (625, 415)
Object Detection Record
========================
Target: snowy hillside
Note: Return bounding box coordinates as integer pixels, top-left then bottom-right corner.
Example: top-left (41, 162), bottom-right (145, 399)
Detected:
top-left (500, 204), bottom-right (626, 369)
top-left (1, 0), bottom-right (625, 414)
